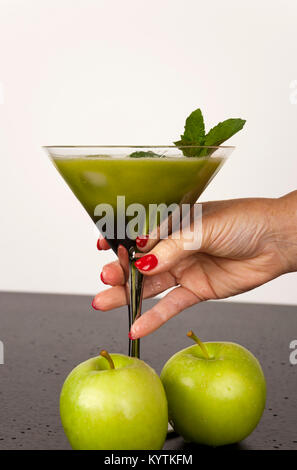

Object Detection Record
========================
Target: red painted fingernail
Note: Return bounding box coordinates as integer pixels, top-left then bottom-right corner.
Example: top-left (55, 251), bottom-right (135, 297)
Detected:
top-left (100, 272), bottom-right (108, 285)
top-left (134, 254), bottom-right (158, 271)
top-left (97, 239), bottom-right (102, 250)
top-left (136, 235), bottom-right (149, 248)
top-left (91, 298), bottom-right (97, 309)
top-left (128, 331), bottom-right (136, 340)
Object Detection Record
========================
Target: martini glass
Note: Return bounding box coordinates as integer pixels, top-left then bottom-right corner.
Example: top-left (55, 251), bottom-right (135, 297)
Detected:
top-left (44, 146), bottom-right (233, 358)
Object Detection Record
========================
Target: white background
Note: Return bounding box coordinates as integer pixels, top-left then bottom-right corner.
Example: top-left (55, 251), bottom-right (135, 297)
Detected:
top-left (0, 0), bottom-right (296, 304)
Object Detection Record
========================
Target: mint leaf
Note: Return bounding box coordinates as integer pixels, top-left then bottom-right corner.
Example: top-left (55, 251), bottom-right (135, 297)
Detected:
top-left (181, 108), bottom-right (205, 143)
top-left (174, 108), bottom-right (205, 157)
top-left (174, 109), bottom-right (246, 157)
top-left (204, 118), bottom-right (246, 146)
top-left (129, 150), bottom-right (161, 158)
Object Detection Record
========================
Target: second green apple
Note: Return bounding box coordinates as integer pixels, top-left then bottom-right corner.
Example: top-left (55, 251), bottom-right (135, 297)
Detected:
top-left (161, 332), bottom-right (266, 446)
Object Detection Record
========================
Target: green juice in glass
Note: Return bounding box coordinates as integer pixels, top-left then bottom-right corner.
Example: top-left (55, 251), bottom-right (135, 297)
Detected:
top-left (53, 156), bottom-right (222, 251)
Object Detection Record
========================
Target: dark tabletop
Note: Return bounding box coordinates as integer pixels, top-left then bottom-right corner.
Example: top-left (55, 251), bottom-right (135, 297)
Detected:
top-left (0, 291), bottom-right (296, 450)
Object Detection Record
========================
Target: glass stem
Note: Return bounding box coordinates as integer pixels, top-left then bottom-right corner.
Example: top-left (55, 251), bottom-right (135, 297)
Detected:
top-left (128, 249), bottom-right (144, 358)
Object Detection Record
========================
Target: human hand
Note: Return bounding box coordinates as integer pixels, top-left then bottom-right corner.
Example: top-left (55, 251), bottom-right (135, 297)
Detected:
top-left (93, 191), bottom-right (297, 339)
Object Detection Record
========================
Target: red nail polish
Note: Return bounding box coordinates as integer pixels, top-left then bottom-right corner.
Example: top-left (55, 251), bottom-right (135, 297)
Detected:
top-left (97, 239), bottom-right (102, 250)
top-left (100, 272), bottom-right (108, 285)
top-left (91, 299), bottom-right (97, 309)
top-left (134, 254), bottom-right (158, 271)
top-left (136, 235), bottom-right (149, 248)
top-left (128, 331), bottom-right (135, 340)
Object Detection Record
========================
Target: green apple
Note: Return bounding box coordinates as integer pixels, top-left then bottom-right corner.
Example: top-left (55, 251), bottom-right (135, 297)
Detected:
top-left (160, 331), bottom-right (266, 446)
top-left (60, 350), bottom-right (168, 450)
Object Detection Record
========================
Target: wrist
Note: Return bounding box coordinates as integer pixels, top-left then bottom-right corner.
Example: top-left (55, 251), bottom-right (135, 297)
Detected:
top-left (271, 191), bottom-right (297, 273)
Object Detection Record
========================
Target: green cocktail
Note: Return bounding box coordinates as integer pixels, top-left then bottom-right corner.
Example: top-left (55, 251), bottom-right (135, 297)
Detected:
top-left (44, 108), bottom-right (245, 358)
top-left (52, 155), bottom-right (222, 252)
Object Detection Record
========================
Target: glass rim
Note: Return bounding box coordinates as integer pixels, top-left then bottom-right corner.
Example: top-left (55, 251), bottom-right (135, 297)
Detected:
top-left (43, 144), bottom-right (235, 150)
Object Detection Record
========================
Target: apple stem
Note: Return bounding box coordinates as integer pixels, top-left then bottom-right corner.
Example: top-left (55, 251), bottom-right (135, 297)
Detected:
top-left (187, 330), bottom-right (210, 359)
top-left (100, 349), bottom-right (115, 369)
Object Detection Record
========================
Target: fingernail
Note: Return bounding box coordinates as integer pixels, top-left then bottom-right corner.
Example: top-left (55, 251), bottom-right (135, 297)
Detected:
top-left (128, 331), bottom-right (135, 340)
top-left (134, 254), bottom-right (158, 271)
top-left (100, 272), bottom-right (108, 285)
top-left (91, 298), bottom-right (98, 309)
top-left (136, 235), bottom-right (149, 248)
top-left (97, 239), bottom-right (102, 250)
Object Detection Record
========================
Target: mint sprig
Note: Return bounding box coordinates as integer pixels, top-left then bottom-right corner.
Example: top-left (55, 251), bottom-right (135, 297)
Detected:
top-left (174, 108), bottom-right (246, 157)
